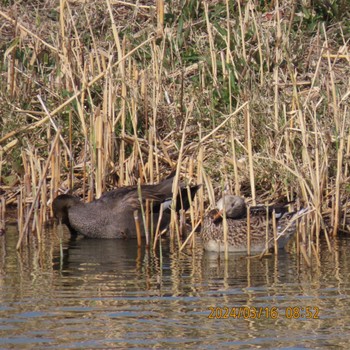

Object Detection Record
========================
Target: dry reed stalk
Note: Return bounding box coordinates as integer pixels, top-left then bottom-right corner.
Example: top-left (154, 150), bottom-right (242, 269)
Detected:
top-left (133, 210), bottom-right (142, 248)
top-left (145, 200), bottom-right (150, 238)
top-left (27, 148), bottom-right (38, 235)
top-left (172, 211), bottom-right (181, 249)
top-left (236, 0), bottom-right (246, 60)
top-left (333, 111), bottom-right (346, 235)
top-left (196, 126), bottom-right (205, 222)
top-left (296, 216), bottom-right (300, 256)
top-left (264, 203), bottom-right (270, 254)
top-left (0, 196), bottom-right (5, 235)
top-left (203, 2), bottom-right (218, 86)
top-left (150, 35), bottom-right (166, 183)
top-left (247, 205), bottom-right (251, 256)
top-left (153, 203), bottom-right (164, 250)
top-left (230, 134), bottom-right (240, 196)
top-left (186, 185), bottom-right (196, 244)
top-left (148, 127), bottom-right (154, 184)
top-left (50, 139), bottom-right (60, 217)
top-left (341, 198), bottom-right (349, 231)
top-left (137, 179), bottom-right (149, 247)
top-left (16, 131), bottom-right (61, 250)
top-left (17, 194), bottom-right (23, 239)
top-left (0, 10), bottom-right (58, 53)
top-left (249, 3), bottom-right (264, 86)
top-left (222, 199), bottom-right (228, 260)
top-left (169, 100), bottom-right (193, 243)
top-left (201, 168), bottom-right (215, 208)
top-left (245, 105), bottom-right (256, 205)
top-left (179, 220), bottom-right (201, 252)
top-left (94, 108), bottom-right (103, 198)
top-left (312, 113), bottom-right (321, 252)
top-left (225, 0), bottom-right (231, 67)
top-left (0, 33), bottom-right (155, 146)
top-left (273, 0), bottom-right (282, 130)
top-left (272, 210), bottom-right (278, 255)
top-left (156, 0), bottom-right (164, 35)
top-left (200, 102), bottom-right (248, 144)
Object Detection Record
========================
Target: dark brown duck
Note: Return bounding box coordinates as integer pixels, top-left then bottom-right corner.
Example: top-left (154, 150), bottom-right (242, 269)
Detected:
top-left (53, 176), bottom-right (200, 239)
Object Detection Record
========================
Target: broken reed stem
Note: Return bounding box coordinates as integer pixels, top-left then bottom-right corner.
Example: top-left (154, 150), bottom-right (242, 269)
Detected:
top-left (16, 131), bottom-right (61, 250)
top-left (200, 102), bottom-right (248, 144)
top-left (179, 220), bottom-right (201, 252)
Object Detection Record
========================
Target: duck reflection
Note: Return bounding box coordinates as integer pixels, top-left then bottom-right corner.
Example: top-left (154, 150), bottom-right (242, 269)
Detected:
top-left (52, 236), bottom-right (170, 276)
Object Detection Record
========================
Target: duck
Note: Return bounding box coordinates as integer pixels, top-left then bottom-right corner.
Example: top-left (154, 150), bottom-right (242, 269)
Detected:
top-left (201, 195), bottom-right (307, 253)
top-left (53, 176), bottom-right (200, 239)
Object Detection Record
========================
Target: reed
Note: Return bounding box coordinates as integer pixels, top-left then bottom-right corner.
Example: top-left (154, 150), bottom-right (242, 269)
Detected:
top-left (246, 205), bottom-right (251, 256)
top-left (0, 196), bottom-right (5, 235)
top-left (0, 1), bottom-right (349, 264)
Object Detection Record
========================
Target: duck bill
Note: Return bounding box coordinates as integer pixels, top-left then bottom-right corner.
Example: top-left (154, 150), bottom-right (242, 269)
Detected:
top-left (212, 209), bottom-right (224, 223)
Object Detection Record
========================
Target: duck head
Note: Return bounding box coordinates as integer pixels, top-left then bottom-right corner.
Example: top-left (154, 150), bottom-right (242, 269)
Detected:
top-left (216, 195), bottom-right (246, 219)
top-left (52, 194), bottom-right (81, 233)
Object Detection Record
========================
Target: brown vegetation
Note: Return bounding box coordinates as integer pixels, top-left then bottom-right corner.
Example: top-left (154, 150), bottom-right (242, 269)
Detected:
top-left (1, 1), bottom-right (350, 261)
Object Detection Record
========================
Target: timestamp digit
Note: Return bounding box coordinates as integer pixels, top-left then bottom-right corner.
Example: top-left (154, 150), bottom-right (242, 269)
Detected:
top-left (250, 307), bottom-right (257, 319)
top-left (216, 307), bottom-right (223, 318)
top-left (208, 307), bottom-right (215, 319)
top-left (293, 307), bottom-right (301, 318)
top-left (270, 306), bottom-right (279, 319)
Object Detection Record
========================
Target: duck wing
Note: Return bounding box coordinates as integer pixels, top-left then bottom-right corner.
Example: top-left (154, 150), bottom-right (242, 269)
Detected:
top-left (99, 177), bottom-right (199, 213)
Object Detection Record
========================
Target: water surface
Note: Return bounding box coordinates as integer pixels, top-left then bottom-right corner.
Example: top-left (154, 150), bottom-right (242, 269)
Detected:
top-left (1, 225), bottom-right (350, 349)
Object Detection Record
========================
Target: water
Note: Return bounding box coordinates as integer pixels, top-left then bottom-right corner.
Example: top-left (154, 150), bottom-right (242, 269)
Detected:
top-left (1, 225), bottom-right (350, 349)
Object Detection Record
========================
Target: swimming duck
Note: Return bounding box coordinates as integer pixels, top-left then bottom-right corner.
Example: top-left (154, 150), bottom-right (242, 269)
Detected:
top-left (201, 195), bottom-right (306, 253)
top-left (53, 176), bottom-right (200, 239)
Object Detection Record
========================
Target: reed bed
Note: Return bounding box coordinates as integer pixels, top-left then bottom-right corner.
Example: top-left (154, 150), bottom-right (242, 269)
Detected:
top-left (1, 0), bottom-right (350, 266)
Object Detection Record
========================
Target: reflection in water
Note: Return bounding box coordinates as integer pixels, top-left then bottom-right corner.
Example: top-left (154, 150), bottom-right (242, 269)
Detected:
top-left (1, 224), bottom-right (350, 348)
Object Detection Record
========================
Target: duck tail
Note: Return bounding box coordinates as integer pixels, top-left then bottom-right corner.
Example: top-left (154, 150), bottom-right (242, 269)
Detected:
top-left (277, 207), bottom-right (309, 236)
top-left (162, 184), bottom-right (201, 212)
top-left (175, 185), bottom-right (201, 212)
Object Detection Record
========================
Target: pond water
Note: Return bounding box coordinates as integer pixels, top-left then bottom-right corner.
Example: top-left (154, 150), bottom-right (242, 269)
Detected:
top-left (1, 224), bottom-right (350, 349)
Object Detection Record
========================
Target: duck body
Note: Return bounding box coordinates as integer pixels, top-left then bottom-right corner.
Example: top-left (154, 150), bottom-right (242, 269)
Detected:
top-left (53, 177), bottom-right (199, 239)
top-left (201, 195), bottom-right (306, 253)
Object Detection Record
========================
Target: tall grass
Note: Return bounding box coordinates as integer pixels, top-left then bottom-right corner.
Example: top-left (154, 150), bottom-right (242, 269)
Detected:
top-left (0, 1), bottom-right (350, 265)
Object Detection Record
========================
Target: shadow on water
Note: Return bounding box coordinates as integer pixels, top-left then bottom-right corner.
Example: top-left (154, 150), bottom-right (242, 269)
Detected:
top-left (1, 224), bottom-right (350, 348)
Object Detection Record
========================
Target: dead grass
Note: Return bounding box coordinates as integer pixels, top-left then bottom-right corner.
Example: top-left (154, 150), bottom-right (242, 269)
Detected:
top-left (0, 0), bottom-right (350, 262)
